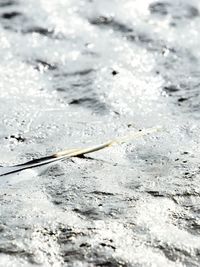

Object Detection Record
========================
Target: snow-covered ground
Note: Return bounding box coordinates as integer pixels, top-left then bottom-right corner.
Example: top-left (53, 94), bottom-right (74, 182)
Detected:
top-left (0, 0), bottom-right (200, 266)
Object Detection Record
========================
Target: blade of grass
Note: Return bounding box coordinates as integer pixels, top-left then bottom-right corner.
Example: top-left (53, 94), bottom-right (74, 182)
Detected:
top-left (0, 126), bottom-right (161, 177)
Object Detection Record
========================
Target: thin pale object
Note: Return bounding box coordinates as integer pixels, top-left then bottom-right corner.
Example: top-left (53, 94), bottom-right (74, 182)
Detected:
top-left (0, 127), bottom-right (160, 177)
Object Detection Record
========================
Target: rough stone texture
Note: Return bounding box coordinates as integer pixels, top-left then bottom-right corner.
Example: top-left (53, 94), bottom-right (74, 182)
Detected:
top-left (0, 0), bottom-right (200, 266)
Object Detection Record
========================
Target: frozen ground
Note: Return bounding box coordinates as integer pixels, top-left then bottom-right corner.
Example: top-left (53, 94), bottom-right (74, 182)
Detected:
top-left (0, 0), bottom-right (200, 266)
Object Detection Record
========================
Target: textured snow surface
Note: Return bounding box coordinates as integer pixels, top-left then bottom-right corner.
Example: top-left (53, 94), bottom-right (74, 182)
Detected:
top-left (0, 0), bottom-right (200, 266)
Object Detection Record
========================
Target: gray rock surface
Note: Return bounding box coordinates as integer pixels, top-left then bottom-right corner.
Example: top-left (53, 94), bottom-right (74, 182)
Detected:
top-left (0, 0), bottom-right (200, 266)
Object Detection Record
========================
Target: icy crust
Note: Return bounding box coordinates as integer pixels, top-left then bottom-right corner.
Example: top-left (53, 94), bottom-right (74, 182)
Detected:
top-left (1, 0), bottom-right (200, 266)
